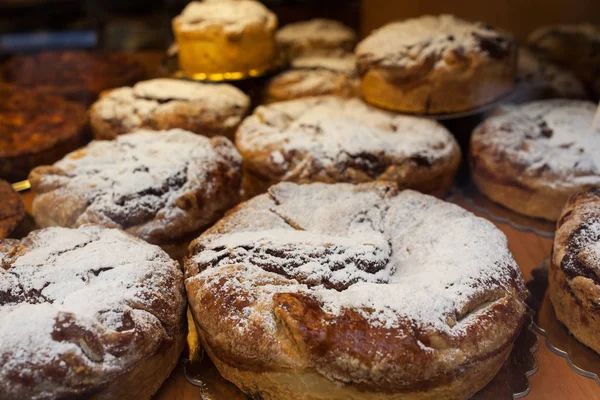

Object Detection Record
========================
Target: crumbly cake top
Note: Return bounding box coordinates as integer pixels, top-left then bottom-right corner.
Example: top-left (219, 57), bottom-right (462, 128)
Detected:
top-left (0, 84), bottom-right (86, 157)
top-left (236, 96), bottom-right (458, 180)
top-left (174, 0), bottom-right (277, 34)
top-left (0, 225), bottom-right (185, 399)
top-left (356, 14), bottom-right (514, 69)
top-left (186, 182), bottom-right (526, 335)
top-left (92, 78), bottom-right (249, 131)
top-left (472, 100), bottom-right (600, 189)
top-left (516, 48), bottom-right (586, 99)
top-left (276, 19), bottom-right (356, 46)
top-left (30, 129), bottom-right (242, 243)
top-left (290, 53), bottom-right (357, 74)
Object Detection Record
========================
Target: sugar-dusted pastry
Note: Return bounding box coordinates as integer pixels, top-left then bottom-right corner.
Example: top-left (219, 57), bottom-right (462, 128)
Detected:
top-left (29, 129), bottom-right (242, 256)
top-left (185, 181), bottom-right (528, 400)
top-left (0, 225), bottom-right (186, 400)
top-left (356, 15), bottom-right (517, 114)
top-left (528, 24), bottom-right (600, 97)
top-left (236, 96), bottom-right (461, 197)
top-left (470, 99), bottom-right (600, 221)
top-left (515, 48), bottom-right (587, 102)
top-left (276, 18), bottom-right (357, 60)
top-left (90, 79), bottom-right (250, 140)
top-left (172, 0), bottom-right (278, 76)
top-left (264, 54), bottom-right (360, 103)
top-left (551, 188), bottom-right (600, 355)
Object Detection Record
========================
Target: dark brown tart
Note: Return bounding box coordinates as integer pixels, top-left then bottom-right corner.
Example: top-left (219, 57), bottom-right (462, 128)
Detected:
top-left (0, 84), bottom-right (88, 182)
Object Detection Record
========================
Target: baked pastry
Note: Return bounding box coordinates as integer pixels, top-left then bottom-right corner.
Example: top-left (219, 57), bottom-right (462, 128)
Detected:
top-left (29, 129), bottom-right (242, 253)
top-left (264, 54), bottom-right (360, 103)
top-left (0, 225), bottom-right (186, 400)
top-left (551, 187), bottom-right (600, 354)
top-left (470, 99), bottom-right (600, 221)
top-left (275, 18), bottom-right (357, 60)
top-left (0, 180), bottom-right (24, 238)
top-left (90, 78), bottom-right (250, 140)
top-left (2, 51), bottom-right (146, 105)
top-left (236, 96), bottom-right (461, 197)
top-left (356, 15), bottom-right (517, 114)
top-left (514, 48), bottom-right (588, 102)
top-left (172, 0), bottom-right (278, 76)
top-left (185, 181), bottom-right (528, 400)
top-left (0, 84), bottom-right (88, 182)
top-left (528, 24), bottom-right (600, 97)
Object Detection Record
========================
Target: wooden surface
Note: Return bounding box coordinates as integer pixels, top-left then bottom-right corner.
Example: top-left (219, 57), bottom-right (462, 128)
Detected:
top-left (18, 191), bottom-right (600, 399)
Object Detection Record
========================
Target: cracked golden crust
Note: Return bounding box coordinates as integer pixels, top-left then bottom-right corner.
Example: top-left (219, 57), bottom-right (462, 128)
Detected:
top-left (550, 188), bottom-right (600, 354)
top-left (185, 182), bottom-right (528, 399)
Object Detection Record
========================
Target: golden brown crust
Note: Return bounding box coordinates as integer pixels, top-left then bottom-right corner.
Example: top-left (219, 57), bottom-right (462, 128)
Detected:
top-left (2, 51), bottom-right (146, 105)
top-left (356, 15), bottom-right (517, 114)
top-left (0, 84), bottom-right (88, 182)
top-left (29, 130), bottom-right (242, 245)
top-left (0, 180), bottom-right (24, 238)
top-left (275, 19), bottom-right (357, 60)
top-left (236, 96), bottom-right (461, 197)
top-left (172, 0), bottom-right (278, 75)
top-left (264, 55), bottom-right (360, 103)
top-left (89, 79), bottom-right (250, 140)
top-left (0, 225), bottom-right (187, 400)
top-left (185, 182), bottom-right (528, 399)
top-left (470, 100), bottom-right (600, 221)
top-left (550, 188), bottom-right (600, 354)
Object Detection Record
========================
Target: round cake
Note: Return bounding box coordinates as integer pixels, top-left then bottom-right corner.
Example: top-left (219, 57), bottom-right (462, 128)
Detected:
top-left (470, 99), bottom-right (600, 221)
top-left (0, 84), bottom-right (88, 182)
top-left (264, 54), bottom-right (360, 103)
top-left (528, 24), bottom-right (600, 97)
top-left (275, 18), bottom-right (357, 60)
top-left (172, 0), bottom-right (278, 76)
top-left (29, 129), bottom-right (242, 250)
top-left (550, 188), bottom-right (600, 354)
top-left (515, 48), bottom-right (587, 102)
top-left (355, 15), bottom-right (517, 114)
top-left (0, 225), bottom-right (186, 400)
top-left (236, 96), bottom-right (461, 197)
top-left (2, 51), bottom-right (146, 105)
top-left (185, 181), bottom-right (528, 400)
top-left (90, 78), bottom-right (250, 140)
top-left (0, 180), bottom-right (24, 238)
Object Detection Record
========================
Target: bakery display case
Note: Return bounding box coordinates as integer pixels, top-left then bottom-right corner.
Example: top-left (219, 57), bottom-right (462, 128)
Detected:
top-left (1, 1), bottom-right (599, 399)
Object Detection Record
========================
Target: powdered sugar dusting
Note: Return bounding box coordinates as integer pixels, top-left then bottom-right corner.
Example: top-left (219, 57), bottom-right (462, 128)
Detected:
top-left (92, 78), bottom-right (249, 132)
top-left (356, 14), bottom-right (513, 69)
top-left (188, 182), bottom-right (524, 334)
top-left (174, 0), bottom-right (277, 34)
top-left (0, 225), bottom-right (185, 397)
top-left (276, 19), bottom-right (356, 46)
top-left (291, 54), bottom-right (357, 74)
top-left (31, 129), bottom-right (242, 243)
top-left (237, 96), bottom-right (457, 180)
top-left (473, 99), bottom-right (600, 189)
